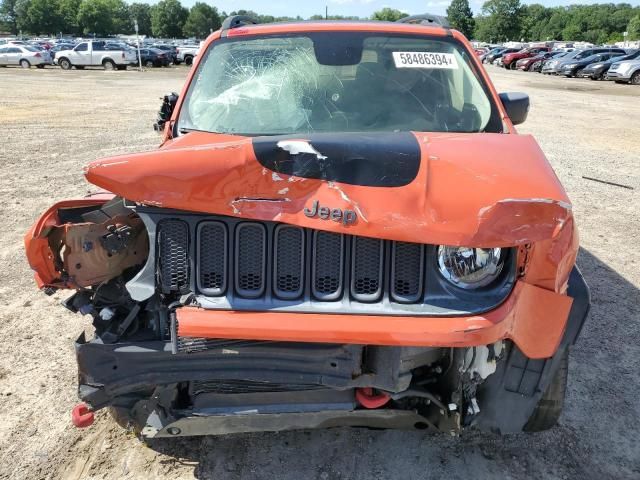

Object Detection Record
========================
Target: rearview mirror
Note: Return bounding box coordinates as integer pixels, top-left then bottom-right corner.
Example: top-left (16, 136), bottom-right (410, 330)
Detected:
top-left (499, 92), bottom-right (529, 126)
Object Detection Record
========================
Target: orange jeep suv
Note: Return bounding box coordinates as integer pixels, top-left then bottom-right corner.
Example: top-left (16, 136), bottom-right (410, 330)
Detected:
top-left (25, 15), bottom-right (589, 438)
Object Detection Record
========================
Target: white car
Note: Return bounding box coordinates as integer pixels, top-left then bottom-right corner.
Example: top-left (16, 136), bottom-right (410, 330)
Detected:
top-left (55, 40), bottom-right (136, 70)
top-left (0, 44), bottom-right (52, 68)
top-left (175, 45), bottom-right (199, 66)
top-left (606, 58), bottom-right (640, 85)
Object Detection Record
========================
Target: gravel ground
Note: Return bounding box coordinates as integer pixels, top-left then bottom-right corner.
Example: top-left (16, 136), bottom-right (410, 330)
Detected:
top-left (0, 64), bottom-right (638, 480)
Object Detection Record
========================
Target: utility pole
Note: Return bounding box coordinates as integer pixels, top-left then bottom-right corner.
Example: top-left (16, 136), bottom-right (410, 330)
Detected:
top-left (134, 20), bottom-right (143, 72)
top-left (325, 5), bottom-right (328, 20)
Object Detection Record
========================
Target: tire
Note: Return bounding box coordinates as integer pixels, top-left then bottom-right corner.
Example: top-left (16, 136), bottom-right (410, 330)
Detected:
top-left (20, 59), bottom-right (30, 69)
top-left (185, 55), bottom-right (193, 66)
top-left (510, 62), bottom-right (517, 70)
top-left (174, 59), bottom-right (181, 65)
top-left (59, 58), bottom-right (72, 70)
top-left (103, 59), bottom-right (116, 71)
top-left (631, 71), bottom-right (640, 85)
top-left (145, 59), bottom-right (154, 68)
top-left (524, 350), bottom-right (568, 432)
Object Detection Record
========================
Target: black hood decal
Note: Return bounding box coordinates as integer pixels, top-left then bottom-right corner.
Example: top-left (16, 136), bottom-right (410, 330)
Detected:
top-left (252, 132), bottom-right (421, 187)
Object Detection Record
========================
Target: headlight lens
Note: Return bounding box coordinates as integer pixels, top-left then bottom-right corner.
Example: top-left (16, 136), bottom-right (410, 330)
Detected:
top-left (437, 246), bottom-right (504, 289)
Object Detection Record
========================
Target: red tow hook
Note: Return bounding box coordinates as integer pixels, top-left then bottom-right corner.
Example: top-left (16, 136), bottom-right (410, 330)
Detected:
top-left (356, 388), bottom-right (391, 409)
top-left (71, 403), bottom-right (95, 428)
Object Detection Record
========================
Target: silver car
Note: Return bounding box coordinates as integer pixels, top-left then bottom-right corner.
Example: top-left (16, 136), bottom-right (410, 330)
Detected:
top-left (0, 45), bottom-right (52, 68)
top-left (606, 58), bottom-right (640, 84)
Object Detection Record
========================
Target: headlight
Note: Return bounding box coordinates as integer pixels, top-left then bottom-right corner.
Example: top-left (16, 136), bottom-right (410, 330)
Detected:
top-left (437, 246), bottom-right (504, 289)
top-left (564, 63), bottom-right (577, 68)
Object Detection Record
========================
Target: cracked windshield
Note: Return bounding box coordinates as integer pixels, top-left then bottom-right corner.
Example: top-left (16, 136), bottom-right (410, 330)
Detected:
top-left (178, 33), bottom-right (499, 135)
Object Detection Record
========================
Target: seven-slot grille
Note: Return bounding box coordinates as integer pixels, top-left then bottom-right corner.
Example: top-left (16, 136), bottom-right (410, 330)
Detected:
top-left (157, 217), bottom-right (428, 304)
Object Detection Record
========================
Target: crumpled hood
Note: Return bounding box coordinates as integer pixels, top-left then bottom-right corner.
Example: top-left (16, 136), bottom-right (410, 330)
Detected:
top-left (85, 131), bottom-right (572, 247)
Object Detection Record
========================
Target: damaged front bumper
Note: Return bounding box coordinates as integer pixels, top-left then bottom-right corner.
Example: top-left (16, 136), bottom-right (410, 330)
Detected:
top-left (75, 268), bottom-right (589, 436)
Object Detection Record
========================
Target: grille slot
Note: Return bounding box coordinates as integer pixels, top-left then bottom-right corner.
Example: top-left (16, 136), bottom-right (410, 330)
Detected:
top-left (235, 223), bottom-right (267, 298)
top-left (197, 221), bottom-right (227, 296)
top-left (391, 242), bottom-right (424, 303)
top-left (273, 225), bottom-right (305, 299)
top-left (351, 237), bottom-right (384, 302)
top-left (157, 219), bottom-right (189, 293)
top-left (312, 231), bottom-right (344, 301)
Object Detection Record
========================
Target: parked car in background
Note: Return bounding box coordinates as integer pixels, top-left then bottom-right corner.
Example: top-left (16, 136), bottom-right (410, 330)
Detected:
top-left (474, 47), bottom-right (489, 57)
top-left (502, 47), bottom-right (551, 70)
top-left (50, 43), bottom-right (76, 57)
top-left (516, 51), bottom-right (563, 72)
top-left (489, 48), bottom-right (519, 65)
top-left (151, 44), bottom-right (178, 63)
top-left (55, 40), bottom-right (136, 70)
top-left (175, 45), bottom-right (199, 65)
top-left (606, 56), bottom-right (640, 84)
top-left (138, 48), bottom-right (171, 67)
top-left (543, 48), bottom-right (626, 74)
top-left (0, 39), bottom-right (28, 46)
top-left (481, 47), bottom-right (505, 63)
top-left (559, 51), bottom-right (626, 77)
top-left (0, 44), bottom-right (52, 68)
top-left (580, 50), bottom-right (640, 80)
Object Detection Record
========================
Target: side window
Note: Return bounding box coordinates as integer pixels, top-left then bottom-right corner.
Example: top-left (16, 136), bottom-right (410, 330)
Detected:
top-left (8, 48), bottom-right (20, 53)
top-left (75, 43), bottom-right (88, 52)
top-left (93, 41), bottom-right (105, 51)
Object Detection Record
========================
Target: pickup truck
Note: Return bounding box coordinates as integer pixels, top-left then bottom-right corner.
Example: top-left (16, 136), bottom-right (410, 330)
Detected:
top-left (55, 40), bottom-right (136, 70)
top-left (175, 44), bottom-right (200, 65)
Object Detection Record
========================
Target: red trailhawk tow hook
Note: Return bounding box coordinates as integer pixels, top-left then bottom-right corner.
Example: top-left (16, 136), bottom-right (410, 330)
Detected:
top-left (356, 388), bottom-right (391, 409)
top-left (72, 403), bottom-right (95, 428)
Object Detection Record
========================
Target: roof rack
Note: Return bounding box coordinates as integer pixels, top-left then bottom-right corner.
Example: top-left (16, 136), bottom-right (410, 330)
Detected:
top-left (221, 15), bottom-right (259, 32)
top-left (397, 14), bottom-right (450, 28)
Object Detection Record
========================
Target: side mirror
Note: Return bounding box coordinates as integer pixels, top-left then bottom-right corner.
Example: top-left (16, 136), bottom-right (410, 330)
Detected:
top-left (154, 92), bottom-right (179, 133)
top-left (499, 92), bottom-right (529, 126)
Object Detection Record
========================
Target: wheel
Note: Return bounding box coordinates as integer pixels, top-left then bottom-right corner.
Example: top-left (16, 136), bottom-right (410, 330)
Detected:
top-left (174, 59), bottom-right (181, 65)
top-left (59, 58), bottom-right (72, 70)
top-left (103, 59), bottom-right (116, 70)
top-left (20, 59), bottom-right (30, 69)
top-left (145, 59), bottom-right (154, 68)
top-left (510, 62), bottom-right (517, 70)
top-left (524, 350), bottom-right (568, 432)
top-left (631, 71), bottom-right (640, 85)
top-left (185, 55), bottom-right (193, 66)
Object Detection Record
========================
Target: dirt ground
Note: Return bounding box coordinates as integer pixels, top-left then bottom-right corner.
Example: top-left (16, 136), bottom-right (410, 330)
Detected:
top-left (0, 64), bottom-right (639, 480)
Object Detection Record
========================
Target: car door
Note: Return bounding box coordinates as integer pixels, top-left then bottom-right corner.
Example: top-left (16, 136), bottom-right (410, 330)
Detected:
top-left (72, 42), bottom-right (91, 65)
top-left (0, 47), bottom-right (7, 65)
top-left (6, 47), bottom-right (21, 65)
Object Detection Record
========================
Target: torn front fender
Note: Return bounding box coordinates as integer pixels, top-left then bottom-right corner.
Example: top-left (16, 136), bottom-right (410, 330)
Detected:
top-left (84, 131), bottom-right (572, 249)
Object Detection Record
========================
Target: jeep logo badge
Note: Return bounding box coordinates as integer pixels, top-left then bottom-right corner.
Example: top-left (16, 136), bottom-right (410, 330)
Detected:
top-left (304, 200), bottom-right (357, 226)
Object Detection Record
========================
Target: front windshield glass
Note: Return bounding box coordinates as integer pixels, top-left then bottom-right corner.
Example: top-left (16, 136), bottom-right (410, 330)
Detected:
top-left (178, 32), bottom-right (500, 136)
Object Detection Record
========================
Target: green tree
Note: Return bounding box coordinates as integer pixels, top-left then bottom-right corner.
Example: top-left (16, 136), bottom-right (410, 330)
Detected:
top-left (151, 0), bottom-right (188, 38)
top-left (628, 14), bottom-right (640, 40)
top-left (129, 2), bottom-right (151, 36)
top-left (520, 4), bottom-right (550, 41)
top-left (183, 2), bottom-right (220, 38)
top-left (24, 0), bottom-right (63, 35)
top-left (59, 0), bottom-right (81, 34)
top-left (77, 0), bottom-right (129, 35)
top-left (371, 7), bottom-right (407, 22)
top-left (480, 0), bottom-right (523, 41)
top-left (0, 0), bottom-right (19, 34)
top-left (447, 0), bottom-right (475, 39)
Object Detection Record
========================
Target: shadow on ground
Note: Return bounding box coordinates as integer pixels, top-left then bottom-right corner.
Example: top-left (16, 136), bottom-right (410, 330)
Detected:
top-left (141, 247), bottom-right (638, 480)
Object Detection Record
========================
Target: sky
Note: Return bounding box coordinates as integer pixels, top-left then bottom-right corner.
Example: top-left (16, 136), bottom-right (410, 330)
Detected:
top-left (157, 0), bottom-right (640, 18)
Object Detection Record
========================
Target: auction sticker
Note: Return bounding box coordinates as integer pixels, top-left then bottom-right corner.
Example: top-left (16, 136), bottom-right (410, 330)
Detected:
top-left (393, 52), bottom-right (458, 69)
